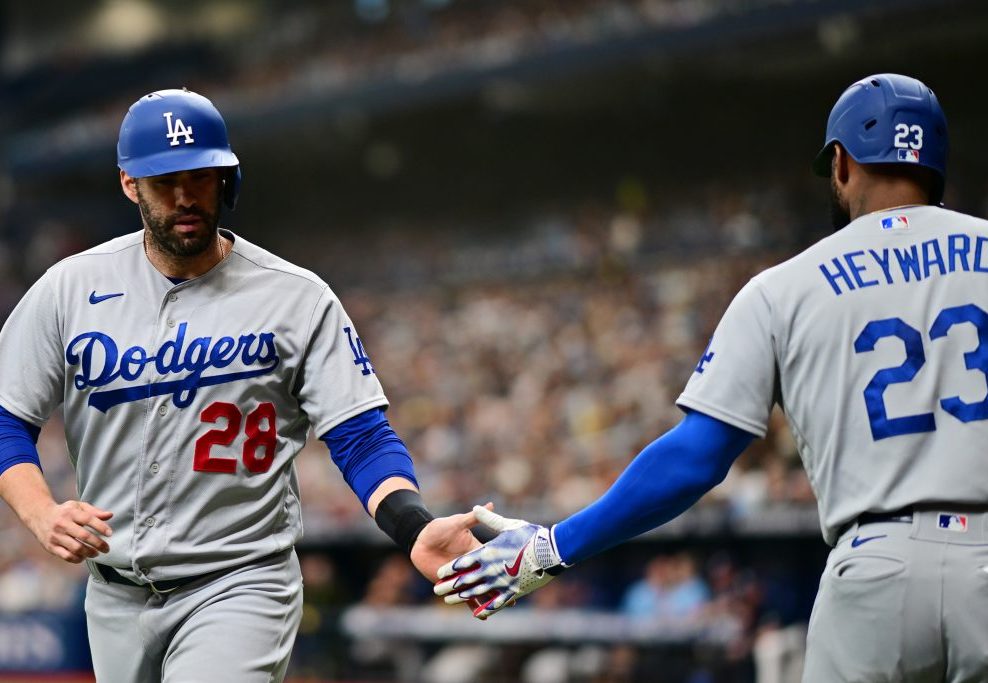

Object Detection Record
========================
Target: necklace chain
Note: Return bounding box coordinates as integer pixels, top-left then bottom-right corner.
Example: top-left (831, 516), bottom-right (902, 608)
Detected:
top-left (143, 231), bottom-right (229, 273)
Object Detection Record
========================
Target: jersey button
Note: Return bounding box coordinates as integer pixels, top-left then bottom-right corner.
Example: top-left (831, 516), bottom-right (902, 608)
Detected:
top-left (169, 294), bottom-right (178, 302)
top-left (166, 319), bottom-right (176, 328)
top-left (149, 462), bottom-right (160, 474)
top-left (145, 517), bottom-right (156, 527)
top-left (157, 405), bottom-right (167, 416)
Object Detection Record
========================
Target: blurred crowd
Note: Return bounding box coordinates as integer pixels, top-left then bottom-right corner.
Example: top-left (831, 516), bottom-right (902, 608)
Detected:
top-left (294, 182), bottom-right (817, 539)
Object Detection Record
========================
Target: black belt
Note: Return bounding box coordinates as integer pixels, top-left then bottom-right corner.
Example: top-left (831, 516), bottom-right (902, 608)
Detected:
top-left (844, 505), bottom-right (988, 537)
top-left (93, 564), bottom-right (222, 594)
top-left (839, 508), bottom-right (914, 537)
top-left (857, 509), bottom-right (915, 526)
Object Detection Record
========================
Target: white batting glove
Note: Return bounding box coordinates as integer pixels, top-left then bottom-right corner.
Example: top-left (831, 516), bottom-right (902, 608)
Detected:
top-left (434, 506), bottom-right (570, 619)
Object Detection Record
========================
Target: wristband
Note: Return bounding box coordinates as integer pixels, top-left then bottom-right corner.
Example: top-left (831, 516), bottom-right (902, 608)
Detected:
top-left (375, 489), bottom-right (435, 555)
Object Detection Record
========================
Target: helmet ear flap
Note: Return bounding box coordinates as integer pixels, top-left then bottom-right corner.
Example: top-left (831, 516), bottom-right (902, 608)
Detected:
top-left (812, 141), bottom-right (836, 177)
top-left (223, 167), bottom-right (242, 210)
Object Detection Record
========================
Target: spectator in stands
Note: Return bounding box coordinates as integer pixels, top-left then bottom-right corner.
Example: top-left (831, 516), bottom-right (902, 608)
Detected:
top-left (621, 553), bottom-right (711, 623)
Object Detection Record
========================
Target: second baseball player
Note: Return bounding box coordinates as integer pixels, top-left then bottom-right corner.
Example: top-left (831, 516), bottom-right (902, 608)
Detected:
top-left (437, 73), bottom-right (988, 682)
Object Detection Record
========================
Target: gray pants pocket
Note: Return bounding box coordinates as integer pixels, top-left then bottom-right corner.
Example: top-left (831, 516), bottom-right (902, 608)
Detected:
top-left (803, 551), bottom-right (908, 682)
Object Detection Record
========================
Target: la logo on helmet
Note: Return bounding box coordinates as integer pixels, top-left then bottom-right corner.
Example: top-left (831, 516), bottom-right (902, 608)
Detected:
top-left (163, 111), bottom-right (194, 146)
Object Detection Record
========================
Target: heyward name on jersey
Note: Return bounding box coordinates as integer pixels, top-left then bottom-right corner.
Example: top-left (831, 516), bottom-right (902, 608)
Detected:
top-left (820, 227), bottom-right (988, 296)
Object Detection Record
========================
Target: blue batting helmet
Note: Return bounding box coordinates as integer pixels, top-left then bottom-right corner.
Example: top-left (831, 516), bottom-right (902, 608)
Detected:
top-left (117, 89), bottom-right (241, 209)
top-left (812, 74), bottom-right (948, 203)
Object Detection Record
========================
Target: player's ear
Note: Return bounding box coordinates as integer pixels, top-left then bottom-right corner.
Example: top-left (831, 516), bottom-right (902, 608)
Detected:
top-left (120, 170), bottom-right (139, 205)
top-left (832, 144), bottom-right (851, 186)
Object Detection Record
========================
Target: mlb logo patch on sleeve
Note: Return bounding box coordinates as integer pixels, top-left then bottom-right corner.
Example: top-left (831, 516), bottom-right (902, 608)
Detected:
top-left (938, 513), bottom-right (968, 532)
top-left (880, 215), bottom-right (909, 231)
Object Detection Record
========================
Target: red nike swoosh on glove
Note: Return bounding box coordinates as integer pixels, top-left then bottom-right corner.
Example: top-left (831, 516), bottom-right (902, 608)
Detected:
top-left (504, 541), bottom-right (530, 577)
top-left (473, 590), bottom-right (500, 619)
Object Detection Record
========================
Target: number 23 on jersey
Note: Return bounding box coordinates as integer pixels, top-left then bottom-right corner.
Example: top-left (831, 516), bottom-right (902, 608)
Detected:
top-left (855, 303), bottom-right (988, 440)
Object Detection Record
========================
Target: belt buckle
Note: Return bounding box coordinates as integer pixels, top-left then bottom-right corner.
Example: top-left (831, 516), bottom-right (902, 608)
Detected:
top-left (146, 577), bottom-right (180, 595)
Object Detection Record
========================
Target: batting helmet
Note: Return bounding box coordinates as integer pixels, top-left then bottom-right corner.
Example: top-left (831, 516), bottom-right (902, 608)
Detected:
top-left (117, 88), bottom-right (241, 209)
top-left (812, 74), bottom-right (948, 204)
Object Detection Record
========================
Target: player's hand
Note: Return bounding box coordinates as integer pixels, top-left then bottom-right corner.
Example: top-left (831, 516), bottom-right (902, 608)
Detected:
top-left (409, 502), bottom-right (494, 581)
top-left (433, 506), bottom-right (569, 619)
top-left (28, 500), bottom-right (113, 564)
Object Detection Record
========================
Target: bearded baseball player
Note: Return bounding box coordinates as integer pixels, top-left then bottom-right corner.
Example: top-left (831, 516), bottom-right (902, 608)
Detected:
top-left (437, 73), bottom-right (988, 681)
top-left (0, 89), bottom-right (487, 682)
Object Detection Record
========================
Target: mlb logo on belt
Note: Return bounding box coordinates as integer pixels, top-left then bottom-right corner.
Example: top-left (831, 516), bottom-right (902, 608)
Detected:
top-left (897, 149), bottom-right (920, 163)
top-left (938, 513), bottom-right (968, 532)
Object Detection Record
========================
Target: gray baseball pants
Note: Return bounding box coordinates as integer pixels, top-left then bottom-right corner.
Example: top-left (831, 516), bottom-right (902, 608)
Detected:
top-left (84, 549), bottom-right (303, 683)
top-left (803, 509), bottom-right (988, 682)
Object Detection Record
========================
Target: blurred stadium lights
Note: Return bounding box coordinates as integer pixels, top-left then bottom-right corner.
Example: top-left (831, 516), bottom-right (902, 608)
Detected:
top-left (355, 0), bottom-right (455, 22)
top-left (355, 0), bottom-right (391, 23)
top-left (85, 0), bottom-right (167, 53)
top-left (816, 14), bottom-right (862, 56)
top-left (4, 1), bottom-right (257, 68)
top-left (479, 79), bottom-right (536, 113)
top-left (363, 141), bottom-right (404, 179)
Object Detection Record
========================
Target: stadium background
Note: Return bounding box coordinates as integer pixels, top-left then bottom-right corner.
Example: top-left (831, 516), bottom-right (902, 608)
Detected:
top-left (1, 0), bottom-right (987, 681)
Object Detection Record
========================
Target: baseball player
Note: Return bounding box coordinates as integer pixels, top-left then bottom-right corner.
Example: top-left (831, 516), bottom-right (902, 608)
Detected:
top-left (436, 74), bottom-right (988, 681)
top-left (0, 89), bottom-right (486, 682)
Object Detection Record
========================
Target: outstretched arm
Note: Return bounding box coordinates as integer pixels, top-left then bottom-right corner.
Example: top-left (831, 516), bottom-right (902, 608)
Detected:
top-left (553, 410), bottom-right (753, 563)
top-left (323, 408), bottom-right (487, 581)
top-left (435, 410), bottom-right (754, 618)
top-left (368, 476), bottom-right (491, 581)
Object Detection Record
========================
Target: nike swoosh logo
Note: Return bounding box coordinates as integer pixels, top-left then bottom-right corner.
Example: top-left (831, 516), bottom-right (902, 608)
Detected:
top-left (504, 541), bottom-right (529, 577)
top-left (89, 291), bottom-right (124, 305)
top-left (851, 534), bottom-right (887, 548)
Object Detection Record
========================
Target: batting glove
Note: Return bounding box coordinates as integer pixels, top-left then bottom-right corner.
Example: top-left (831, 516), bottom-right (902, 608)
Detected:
top-left (434, 505), bottom-right (570, 619)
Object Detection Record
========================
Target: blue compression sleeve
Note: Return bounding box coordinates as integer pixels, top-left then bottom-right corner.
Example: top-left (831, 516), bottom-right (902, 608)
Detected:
top-left (553, 411), bottom-right (755, 564)
top-left (321, 408), bottom-right (418, 511)
top-left (0, 405), bottom-right (42, 478)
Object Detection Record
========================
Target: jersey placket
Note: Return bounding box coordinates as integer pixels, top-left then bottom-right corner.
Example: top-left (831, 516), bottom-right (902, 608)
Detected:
top-left (133, 285), bottom-right (188, 580)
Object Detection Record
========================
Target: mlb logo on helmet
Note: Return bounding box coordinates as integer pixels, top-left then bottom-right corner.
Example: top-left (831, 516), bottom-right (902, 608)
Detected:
top-left (938, 513), bottom-right (968, 532)
top-left (897, 148), bottom-right (920, 163)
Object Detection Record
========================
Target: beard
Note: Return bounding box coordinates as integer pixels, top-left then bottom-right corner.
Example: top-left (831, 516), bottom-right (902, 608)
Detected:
top-left (829, 175), bottom-right (851, 232)
top-left (137, 185), bottom-right (221, 258)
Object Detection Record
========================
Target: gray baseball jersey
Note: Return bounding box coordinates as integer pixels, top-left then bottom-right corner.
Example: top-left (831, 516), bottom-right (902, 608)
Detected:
top-left (678, 205), bottom-right (988, 544)
top-left (0, 229), bottom-right (387, 581)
